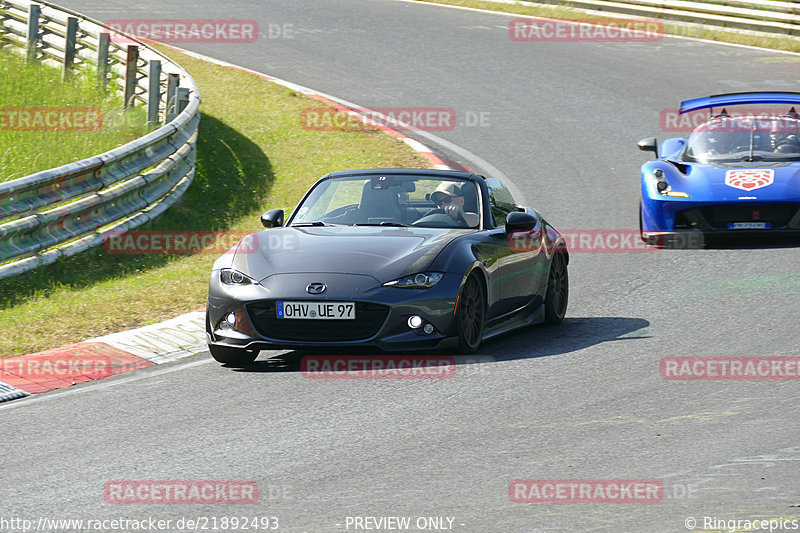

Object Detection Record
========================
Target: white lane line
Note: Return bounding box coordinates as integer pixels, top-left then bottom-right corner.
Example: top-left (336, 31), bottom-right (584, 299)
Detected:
top-left (403, 137), bottom-right (432, 153)
top-left (397, 0), bottom-right (800, 57)
top-left (0, 357), bottom-right (214, 411)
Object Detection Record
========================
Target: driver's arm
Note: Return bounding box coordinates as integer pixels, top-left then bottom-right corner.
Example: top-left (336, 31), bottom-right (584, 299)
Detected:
top-left (443, 204), bottom-right (479, 227)
top-left (462, 212), bottom-right (480, 227)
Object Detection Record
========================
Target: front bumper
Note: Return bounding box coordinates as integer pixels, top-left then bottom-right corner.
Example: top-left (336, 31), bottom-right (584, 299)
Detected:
top-left (642, 229), bottom-right (800, 249)
top-left (642, 198), bottom-right (800, 245)
top-left (640, 230), bottom-right (706, 248)
top-left (206, 271), bottom-right (466, 352)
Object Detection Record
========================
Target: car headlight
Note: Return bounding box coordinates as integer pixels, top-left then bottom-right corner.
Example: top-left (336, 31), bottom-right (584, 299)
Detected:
top-left (219, 268), bottom-right (258, 285)
top-left (651, 168), bottom-right (669, 192)
top-left (383, 272), bottom-right (444, 289)
top-left (651, 168), bottom-right (690, 198)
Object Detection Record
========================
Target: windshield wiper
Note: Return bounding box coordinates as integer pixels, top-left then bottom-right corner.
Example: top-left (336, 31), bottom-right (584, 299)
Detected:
top-left (292, 221), bottom-right (331, 227)
top-left (354, 222), bottom-right (407, 227)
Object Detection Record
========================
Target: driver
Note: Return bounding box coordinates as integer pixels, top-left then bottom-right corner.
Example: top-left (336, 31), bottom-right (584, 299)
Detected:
top-left (770, 117), bottom-right (800, 152)
top-left (430, 182), bottom-right (480, 227)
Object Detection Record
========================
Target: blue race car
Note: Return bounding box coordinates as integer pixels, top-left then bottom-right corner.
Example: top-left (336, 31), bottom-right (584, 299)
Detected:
top-left (638, 92), bottom-right (800, 245)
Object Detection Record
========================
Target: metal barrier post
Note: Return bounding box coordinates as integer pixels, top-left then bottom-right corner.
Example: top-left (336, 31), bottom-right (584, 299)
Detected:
top-left (147, 60), bottom-right (162, 124)
top-left (177, 87), bottom-right (190, 114)
top-left (166, 73), bottom-right (180, 122)
top-left (26, 3), bottom-right (40, 62)
top-left (62, 16), bottom-right (78, 80)
top-left (124, 45), bottom-right (139, 108)
top-left (96, 32), bottom-right (110, 89)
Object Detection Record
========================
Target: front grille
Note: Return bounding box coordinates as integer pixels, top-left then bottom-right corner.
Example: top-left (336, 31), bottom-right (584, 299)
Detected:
top-left (677, 204), bottom-right (799, 230)
top-left (247, 301), bottom-right (390, 342)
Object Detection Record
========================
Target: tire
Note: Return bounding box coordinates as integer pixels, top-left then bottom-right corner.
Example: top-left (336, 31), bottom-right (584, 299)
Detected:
top-left (544, 250), bottom-right (568, 324)
top-left (455, 273), bottom-right (486, 354)
top-left (208, 344), bottom-right (258, 366)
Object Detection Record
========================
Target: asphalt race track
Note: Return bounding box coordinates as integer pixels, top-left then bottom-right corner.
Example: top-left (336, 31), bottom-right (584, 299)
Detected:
top-left (2, 1), bottom-right (799, 531)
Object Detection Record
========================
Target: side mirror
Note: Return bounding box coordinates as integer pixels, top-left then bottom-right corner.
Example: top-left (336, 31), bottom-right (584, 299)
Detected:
top-left (260, 208), bottom-right (284, 228)
top-left (505, 211), bottom-right (538, 233)
top-left (638, 137), bottom-right (658, 155)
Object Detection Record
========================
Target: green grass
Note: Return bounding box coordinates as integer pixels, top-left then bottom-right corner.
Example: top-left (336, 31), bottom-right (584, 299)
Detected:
top-left (0, 48), bottom-right (151, 183)
top-left (0, 45), bottom-right (430, 357)
top-left (414, 0), bottom-right (800, 53)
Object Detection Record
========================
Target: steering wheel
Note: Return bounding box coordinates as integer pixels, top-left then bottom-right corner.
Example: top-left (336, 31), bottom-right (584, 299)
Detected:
top-left (412, 208), bottom-right (468, 227)
top-left (775, 141), bottom-right (800, 153)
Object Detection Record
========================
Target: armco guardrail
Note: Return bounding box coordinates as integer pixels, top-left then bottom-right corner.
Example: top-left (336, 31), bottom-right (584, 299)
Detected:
top-left (511, 0), bottom-right (800, 38)
top-left (0, 0), bottom-right (200, 280)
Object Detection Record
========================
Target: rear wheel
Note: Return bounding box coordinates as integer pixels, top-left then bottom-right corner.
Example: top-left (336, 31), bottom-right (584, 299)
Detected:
top-left (455, 273), bottom-right (485, 354)
top-left (209, 344), bottom-right (258, 366)
top-left (544, 250), bottom-right (568, 324)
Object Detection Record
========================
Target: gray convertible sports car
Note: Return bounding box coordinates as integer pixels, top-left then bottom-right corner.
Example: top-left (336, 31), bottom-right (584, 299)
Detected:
top-left (206, 169), bottom-right (568, 365)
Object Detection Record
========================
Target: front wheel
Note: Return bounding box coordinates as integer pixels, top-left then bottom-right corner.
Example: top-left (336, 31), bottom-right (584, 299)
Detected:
top-left (455, 273), bottom-right (486, 354)
top-left (544, 250), bottom-right (568, 324)
top-left (209, 344), bottom-right (258, 366)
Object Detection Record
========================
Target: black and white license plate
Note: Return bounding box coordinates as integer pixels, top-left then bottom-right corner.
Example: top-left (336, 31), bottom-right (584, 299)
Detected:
top-left (728, 222), bottom-right (770, 230)
top-left (277, 301), bottom-right (355, 320)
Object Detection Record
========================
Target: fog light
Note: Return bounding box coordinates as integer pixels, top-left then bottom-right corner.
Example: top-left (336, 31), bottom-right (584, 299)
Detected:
top-left (408, 315), bottom-right (423, 329)
top-left (423, 323), bottom-right (434, 335)
top-left (226, 312), bottom-right (236, 326)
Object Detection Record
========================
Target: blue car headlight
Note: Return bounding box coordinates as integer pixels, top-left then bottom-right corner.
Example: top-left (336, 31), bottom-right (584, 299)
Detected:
top-left (383, 272), bottom-right (444, 289)
top-left (650, 168), bottom-right (691, 198)
top-left (219, 268), bottom-right (258, 286)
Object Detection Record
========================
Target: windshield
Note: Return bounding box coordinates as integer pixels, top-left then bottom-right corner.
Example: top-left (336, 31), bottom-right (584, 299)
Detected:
top-left (290, 175), bottom-right (481, 228)
top-left (683, 115), bottom-right (800, 163)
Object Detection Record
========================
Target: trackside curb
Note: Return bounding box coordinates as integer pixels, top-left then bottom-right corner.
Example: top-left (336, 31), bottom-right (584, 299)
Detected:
top-left (0, 311), bottom-right (205, 400)
top-left (0, 47), bottom-right (469, 403)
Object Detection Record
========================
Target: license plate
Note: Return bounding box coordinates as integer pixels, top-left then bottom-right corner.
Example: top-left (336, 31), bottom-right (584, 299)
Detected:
top-left (728, 222), bottom-right (771, 230)
top-left (277, 301), bottom-right (355, 320)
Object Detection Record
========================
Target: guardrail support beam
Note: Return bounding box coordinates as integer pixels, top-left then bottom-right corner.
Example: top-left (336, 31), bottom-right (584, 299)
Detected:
top-left (124, 45), bottom-right (139, 108)
top-left (166, 73), bottom-right (180, 123)
top-left (177, 88), bottom-right (190, 114)
top-left (96, 32), bottom-right (110, 90)
top-left (147, 60), bottom-right (162, 124)
top-left (26, 4), bottom-right (41, 62)
top-left (62, 17), bottom-right (78, 80)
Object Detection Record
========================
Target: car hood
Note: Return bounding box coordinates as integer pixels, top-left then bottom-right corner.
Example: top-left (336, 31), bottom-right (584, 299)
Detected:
top-left (672, 162), bottom-right (800, 201)
top-left (229, 226), bottom-right (469, 283)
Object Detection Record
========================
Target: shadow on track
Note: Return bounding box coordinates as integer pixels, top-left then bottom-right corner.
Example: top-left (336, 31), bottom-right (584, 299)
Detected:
top-left (481, 315), bottom-right (650, 361)
top-left (226, 316), bottom-right (650, 373)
